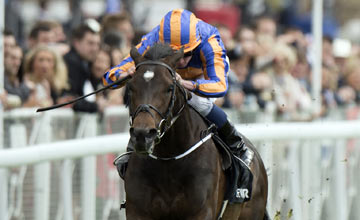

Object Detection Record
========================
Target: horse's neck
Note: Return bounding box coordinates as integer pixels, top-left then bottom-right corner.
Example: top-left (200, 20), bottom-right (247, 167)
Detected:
top-left (153, 105), bottom-right (206, 157)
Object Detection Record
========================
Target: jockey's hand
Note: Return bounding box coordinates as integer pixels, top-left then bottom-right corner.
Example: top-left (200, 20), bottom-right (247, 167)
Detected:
top-left (175, 72), bottom-right (182, 81)
top-left (115, 66), bottom-right (136, 79)
top-left (176, 72), bottom-right (195, 91)
top-left (127, 66), bottom-right (136, 75)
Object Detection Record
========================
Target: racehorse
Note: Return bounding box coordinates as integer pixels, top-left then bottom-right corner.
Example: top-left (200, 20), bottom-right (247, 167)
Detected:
top-left (123, 43), bottom-right (269, 220)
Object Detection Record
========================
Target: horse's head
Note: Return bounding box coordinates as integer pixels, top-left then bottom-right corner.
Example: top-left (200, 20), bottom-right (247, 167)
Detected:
top-left (127, 43), bottom-right (189, 155)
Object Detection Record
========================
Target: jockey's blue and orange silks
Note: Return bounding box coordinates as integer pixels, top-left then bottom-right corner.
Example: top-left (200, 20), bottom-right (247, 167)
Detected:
top-left (103, 9), bottom-right (229, 97)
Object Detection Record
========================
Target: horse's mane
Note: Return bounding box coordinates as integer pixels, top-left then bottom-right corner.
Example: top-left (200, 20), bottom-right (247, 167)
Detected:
top-left (143, 43), bottom-right (174, 60)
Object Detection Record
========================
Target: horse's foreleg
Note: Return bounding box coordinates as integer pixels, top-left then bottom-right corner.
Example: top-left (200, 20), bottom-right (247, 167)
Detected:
top-left (187, 206), bottom-right (217, 220)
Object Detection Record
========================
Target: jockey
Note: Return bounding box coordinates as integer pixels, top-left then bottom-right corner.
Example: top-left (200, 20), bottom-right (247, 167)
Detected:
top-left (104, 9), bottom-right (246, 178)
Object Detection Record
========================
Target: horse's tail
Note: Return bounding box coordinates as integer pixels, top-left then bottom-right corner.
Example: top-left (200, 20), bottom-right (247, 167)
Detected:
top-left (263, 209), bottom-right (271, 220)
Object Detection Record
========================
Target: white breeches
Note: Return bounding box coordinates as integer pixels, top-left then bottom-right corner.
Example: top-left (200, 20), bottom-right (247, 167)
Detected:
top-left (187, 93), bottom-right (216, 116)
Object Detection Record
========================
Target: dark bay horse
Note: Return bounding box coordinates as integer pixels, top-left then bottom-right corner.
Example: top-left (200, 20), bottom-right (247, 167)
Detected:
top-left (123, 43), bottom-right (269, 220)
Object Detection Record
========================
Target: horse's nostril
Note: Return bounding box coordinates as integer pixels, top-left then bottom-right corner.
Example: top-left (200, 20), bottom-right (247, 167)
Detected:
top-left (148, 128), bottom-right (158, 138)
top-left (131, 127), bottom-right (157, 140)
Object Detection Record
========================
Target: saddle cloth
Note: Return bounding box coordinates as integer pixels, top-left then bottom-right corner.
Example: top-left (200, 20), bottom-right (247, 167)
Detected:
top-left (212, 134), bottom-right (254, 204)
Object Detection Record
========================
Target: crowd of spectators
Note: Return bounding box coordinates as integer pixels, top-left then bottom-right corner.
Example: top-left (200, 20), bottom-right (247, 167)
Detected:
top-left (2, 11), bottom-right (133, 115)
top-left (218, 16), bottom-right (360, 121)
top-left (2, 4), bottom-right (360, 122)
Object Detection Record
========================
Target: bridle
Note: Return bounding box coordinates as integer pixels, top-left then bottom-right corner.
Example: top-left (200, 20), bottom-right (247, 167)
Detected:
top-left (129, 60), bottom-right (189, 144)
top-left (126, 59), bottom-right (214, 161)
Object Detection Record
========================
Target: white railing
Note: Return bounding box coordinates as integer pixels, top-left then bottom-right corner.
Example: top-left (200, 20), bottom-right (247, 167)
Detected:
top-left (0, 107), bottom-right (129, 220)
top-left (0, 107), bottom-right (359, 220)
top-left (239, 121), bottom-right (360, 220)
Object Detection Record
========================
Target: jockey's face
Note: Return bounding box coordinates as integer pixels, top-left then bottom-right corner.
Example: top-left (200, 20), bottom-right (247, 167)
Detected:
top-left (176, 51), bottom-right (192, 68)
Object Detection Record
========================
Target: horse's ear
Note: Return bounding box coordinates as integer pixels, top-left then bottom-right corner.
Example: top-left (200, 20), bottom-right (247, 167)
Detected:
top-left (165, 47), bottom-right (184, 67)
top-left (130, 47), bottom-right (143, 65)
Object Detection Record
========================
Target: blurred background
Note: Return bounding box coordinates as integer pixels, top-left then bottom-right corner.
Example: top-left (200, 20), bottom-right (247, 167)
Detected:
top-left (0, 0), bottom-right (360, 219)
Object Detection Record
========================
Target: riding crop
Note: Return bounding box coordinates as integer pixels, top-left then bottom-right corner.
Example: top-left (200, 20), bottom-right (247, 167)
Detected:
top-left (36, 75), bottom-right (132, 112)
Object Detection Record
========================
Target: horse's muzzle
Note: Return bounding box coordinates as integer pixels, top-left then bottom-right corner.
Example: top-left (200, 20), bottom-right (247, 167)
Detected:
top-left (129, 127), bottom-right (157, 155)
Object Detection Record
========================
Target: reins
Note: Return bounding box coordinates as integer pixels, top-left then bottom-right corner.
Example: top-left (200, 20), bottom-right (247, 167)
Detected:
top-left (148, 133), bottom-right (213, 160)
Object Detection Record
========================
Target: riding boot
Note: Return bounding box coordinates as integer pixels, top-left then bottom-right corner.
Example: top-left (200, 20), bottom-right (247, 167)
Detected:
top-left (218, 121), bottom-right (254, 202)
top-left (113, 141), bottom-right (134, 180)
top-left (218, 120), bottom-right (245, 158)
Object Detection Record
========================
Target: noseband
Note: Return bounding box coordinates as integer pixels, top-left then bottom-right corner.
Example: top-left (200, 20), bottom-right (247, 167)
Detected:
top-left (129, 60), bottom-right (188, 143)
